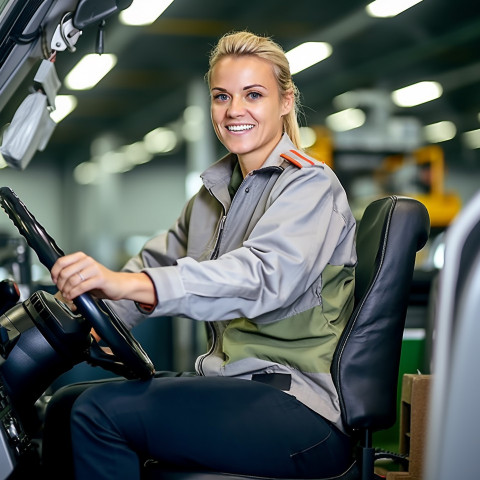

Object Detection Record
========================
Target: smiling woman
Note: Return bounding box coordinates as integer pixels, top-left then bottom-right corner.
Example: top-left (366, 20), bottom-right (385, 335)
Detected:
top-left (209, 55), bottom-right (293, 176)
top-left (43, 30), bottom-right (357, 480)
top-left (207, 31), bottom-right (302, 148)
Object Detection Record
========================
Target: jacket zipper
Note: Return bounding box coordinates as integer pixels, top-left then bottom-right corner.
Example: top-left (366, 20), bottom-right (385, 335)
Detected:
top-left (211, 215), bottom-right (227, 261)
top-left (196, 169), bottom-right (277, 375)
top-left (197, 212), bottom-right (227, 375)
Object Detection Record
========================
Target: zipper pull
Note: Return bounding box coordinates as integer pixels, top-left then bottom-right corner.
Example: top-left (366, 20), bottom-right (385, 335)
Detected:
top-left (211, 215), bottom-right (226, 259)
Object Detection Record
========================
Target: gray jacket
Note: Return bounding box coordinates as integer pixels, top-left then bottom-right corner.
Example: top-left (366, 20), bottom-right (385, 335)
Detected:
top-left (111, 133), bottom-right (357, 430)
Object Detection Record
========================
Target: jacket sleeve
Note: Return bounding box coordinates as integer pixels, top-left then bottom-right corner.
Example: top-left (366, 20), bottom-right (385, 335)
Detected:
top-left (143, 165), bottom-right (356, 323)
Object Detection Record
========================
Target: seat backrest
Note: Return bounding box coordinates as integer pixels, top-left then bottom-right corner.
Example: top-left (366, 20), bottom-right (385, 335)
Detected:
top-left (331, 195), bottom-right (430, 432)
top-left (424, 190), bottom-right (480, 480)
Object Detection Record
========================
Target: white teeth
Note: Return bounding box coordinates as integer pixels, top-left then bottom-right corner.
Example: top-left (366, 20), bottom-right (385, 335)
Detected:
top-left (227, 124), bottom-right (254, 131)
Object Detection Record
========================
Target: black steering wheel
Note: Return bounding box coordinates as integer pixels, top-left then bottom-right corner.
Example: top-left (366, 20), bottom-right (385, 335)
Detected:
top-left (0, 186), bottom-right (154, 380)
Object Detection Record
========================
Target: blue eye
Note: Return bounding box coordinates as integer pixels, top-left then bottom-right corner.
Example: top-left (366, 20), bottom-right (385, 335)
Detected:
top-left (248, 91), bottom-right (261, 100)
top-left (214, 93), bottom-right (229, 101)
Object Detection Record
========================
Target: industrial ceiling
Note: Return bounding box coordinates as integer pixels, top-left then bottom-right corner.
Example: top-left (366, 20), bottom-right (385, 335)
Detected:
top-left (1, 0), bottom-right (480, 170)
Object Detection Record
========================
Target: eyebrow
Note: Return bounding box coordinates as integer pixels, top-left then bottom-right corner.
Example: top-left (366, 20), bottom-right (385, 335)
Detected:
top-left (243, 84), bottom-right (267, 90)
top-left (211, 84), bottom-right (267, 92)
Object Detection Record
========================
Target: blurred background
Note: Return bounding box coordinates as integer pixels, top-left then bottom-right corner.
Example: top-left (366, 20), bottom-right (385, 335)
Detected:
top-left (0, 0), bottom-right (479, 447)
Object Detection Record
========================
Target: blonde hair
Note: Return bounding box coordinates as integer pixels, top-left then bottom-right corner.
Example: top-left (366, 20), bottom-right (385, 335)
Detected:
top-left (206, 31), bottom-right (302, 148)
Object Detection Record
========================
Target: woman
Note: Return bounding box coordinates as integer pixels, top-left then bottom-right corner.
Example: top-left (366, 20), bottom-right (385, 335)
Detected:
top-left (49, 31), bottom-right (357, 480)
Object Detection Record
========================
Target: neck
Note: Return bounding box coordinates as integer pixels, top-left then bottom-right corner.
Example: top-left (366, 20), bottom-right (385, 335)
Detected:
top-left (237, 132), bottom-right (283, 177)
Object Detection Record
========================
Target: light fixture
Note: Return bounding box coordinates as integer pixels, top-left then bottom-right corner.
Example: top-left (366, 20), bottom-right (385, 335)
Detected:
top-left (119, 0), bottom-right (174, 26)
top-left (74, 161), bottom-right (99, 185)
top-left (299, 127), bottom-right (317, 148)
top-left (326, 108), bottom-right (366, 132)
top-left (50, 95), bottom-right (77, 123)
top-left (100, 151), bottom-right (134, 174)
top-left (391, 81), bottom-right (443, 107)
top-left (366, 0), bottom-right (423, 18)
top-left (286, 42), bottom-right (332, 75)
top-left (121, 142), bottom-right (153, 165)
top-left (423, 121), bottom-right (456, 143)
top-left (463, 129), bottom-right (480, 149)
top-left (144, 127), bottom-right (177, 153)
top-left (65, 54), bottom-right (117, 90)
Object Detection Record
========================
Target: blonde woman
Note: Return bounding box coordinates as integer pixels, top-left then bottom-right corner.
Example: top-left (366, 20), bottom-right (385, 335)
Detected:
top-left (48, 31), bottom-right (356, 480)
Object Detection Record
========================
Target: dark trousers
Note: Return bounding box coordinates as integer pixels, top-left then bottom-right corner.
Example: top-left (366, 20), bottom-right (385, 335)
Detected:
top-left (42, 372), bottom-right (352, 480)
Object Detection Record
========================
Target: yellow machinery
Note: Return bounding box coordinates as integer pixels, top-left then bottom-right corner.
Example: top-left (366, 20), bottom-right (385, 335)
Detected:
top-left (305, 126), bottom-right (334, 168)
top-left (305, 123), bottom-right (461, 229)
top-left (375, 145), bottom-right (461, 229)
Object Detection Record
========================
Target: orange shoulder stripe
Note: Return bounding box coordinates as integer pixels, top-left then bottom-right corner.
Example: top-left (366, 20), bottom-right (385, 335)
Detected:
top-left (280, 153), bottom-right (302, 168)
top-left (290, 150), bottom-right (315, 165)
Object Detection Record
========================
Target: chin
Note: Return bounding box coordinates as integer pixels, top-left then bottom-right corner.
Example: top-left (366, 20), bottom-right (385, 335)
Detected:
top-left (223, 138), bottom-right (256, 155)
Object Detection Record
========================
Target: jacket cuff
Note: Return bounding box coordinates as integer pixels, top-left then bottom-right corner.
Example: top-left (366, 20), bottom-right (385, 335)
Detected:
top-left (134, 270), bottom-right (158, 314)
top-left (135, 301), bottom-right (156, 314)
top-left (140, 265), bottom-right (186, 316)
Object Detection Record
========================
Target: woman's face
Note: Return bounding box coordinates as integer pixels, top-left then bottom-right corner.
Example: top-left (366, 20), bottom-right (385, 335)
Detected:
top-left (210, 55), bottom-right (293, 171)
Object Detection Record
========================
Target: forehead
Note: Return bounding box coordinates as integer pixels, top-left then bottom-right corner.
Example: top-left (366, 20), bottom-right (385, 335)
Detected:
top-left (210, 55), bottom-right (277, 89)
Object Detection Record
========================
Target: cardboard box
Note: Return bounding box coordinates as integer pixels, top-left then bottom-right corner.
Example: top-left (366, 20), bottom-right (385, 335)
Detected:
top-left (386, 374), bottom-right (431, 480)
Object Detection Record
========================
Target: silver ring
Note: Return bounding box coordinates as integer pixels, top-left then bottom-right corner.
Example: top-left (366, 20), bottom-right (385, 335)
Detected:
top-left (78, 272), bottom-right (85, 282)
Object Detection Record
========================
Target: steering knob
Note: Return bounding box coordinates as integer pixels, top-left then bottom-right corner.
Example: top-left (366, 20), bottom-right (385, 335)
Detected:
top-left (0, 279), bottom-right (20, 316)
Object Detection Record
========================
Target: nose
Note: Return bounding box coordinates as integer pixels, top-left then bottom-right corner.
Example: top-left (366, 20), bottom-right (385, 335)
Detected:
top-left (227, 95), bottom-right (244, 117)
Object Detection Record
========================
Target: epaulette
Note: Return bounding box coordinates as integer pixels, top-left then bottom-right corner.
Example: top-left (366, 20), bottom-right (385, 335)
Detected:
top-left (280, 149), bottom-right (321, 168)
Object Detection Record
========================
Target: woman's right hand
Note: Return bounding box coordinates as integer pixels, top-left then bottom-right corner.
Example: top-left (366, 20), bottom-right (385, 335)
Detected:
top-left (51, 251), bottom-right (157, 307)
top-left (51, 251), bottom-right (124, 301)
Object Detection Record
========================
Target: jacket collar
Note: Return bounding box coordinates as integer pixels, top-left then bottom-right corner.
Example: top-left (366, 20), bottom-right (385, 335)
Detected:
top-left (201, 133), bottom-right (295, 191)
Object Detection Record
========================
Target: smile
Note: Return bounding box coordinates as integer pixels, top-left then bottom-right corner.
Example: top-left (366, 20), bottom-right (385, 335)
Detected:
top-left (227, 124), bottom-right (254, 132)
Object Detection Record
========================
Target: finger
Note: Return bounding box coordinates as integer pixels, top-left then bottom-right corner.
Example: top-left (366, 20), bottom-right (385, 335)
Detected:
top-left (61, 274), bottom-right (96, 300)
top-left (51, 252), bottom-right (87, 283)
top-left (54, 256), bottom-right (94, 291)
top-left (62, 266), bottom-right (109, 301)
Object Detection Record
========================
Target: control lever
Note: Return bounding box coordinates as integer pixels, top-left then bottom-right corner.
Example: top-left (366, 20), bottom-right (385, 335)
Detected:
top-left (96, 20), bottom-right (106, 54)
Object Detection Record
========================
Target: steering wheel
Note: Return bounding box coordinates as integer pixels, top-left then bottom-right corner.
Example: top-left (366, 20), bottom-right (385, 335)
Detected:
top-left (0, 186), bottom-right (154, 379)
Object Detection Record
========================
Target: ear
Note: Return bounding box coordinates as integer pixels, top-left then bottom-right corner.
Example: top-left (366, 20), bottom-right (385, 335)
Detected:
top-left (281, 89), bottom-right (294, 116)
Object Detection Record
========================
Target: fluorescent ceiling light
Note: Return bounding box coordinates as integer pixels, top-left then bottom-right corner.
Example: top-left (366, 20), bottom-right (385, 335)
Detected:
top-left (326, 108), bottom-right (366, 132)
top-left (286, 42), bottom-right (332, 75)
top-left (463, 129), bottom-right (480, 149)
top-left (423, 121), bottom-right (456, 143)
top-left (50, 95), bottom-right (77, 123)
top-left (100, 151), bottom-right (133, 174)
top-left (120, 0), bottom-right (174, 26)
top-left (65, 54), bottom-right (117, 90)
top-left (366, 0), bottom-right (423, 18)
top-left (144, 127), bottom-right (177, 153)
top-left (121, 142), bottom-right (153, 165)
top-left (74, 161), bottom-right (99, 185)
top-left (391, 81), bottom-right (443, 107)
